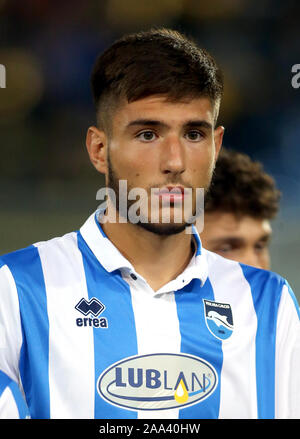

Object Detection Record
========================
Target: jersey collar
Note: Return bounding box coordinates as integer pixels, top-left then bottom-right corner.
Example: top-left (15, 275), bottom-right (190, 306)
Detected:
top-left (80, 209), bottom-right (208, 289)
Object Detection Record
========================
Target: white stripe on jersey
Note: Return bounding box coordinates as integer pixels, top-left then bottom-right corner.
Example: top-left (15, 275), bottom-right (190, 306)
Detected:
top-left (204, 250), bottom-right (258, 418)
top-left (0, 387), bottom-right (20, 419)
top-left (275, 283), bottom-right (300, 418)
top-left (0, 265), bottom-right (23, 383)
top-left (124, 272), bottom-right (181, 419)
top-left (36, 233), bottom-right (95, 418)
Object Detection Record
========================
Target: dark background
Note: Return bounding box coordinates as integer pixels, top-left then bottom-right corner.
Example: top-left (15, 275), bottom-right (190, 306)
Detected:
top-left (0, 0), bottom-right (300, 298)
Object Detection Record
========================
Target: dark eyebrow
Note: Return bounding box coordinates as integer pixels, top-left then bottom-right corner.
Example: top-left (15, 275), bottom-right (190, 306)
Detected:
top-left (257, 233), bottom-right (272, 242)
top-left (208, 233), bottom-right (272, 246)
top-left (208, 237), bottom-right (245, 246)
top-left (184, 120), bottom-right (213, 130)
top-left (126, 119), bottom-right (165, 129)
top-left (126, 119), bottom-right (213, 130)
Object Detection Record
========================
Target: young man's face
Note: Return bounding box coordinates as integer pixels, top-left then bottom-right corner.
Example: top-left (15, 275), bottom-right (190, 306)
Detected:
top-left (200, 212), bottom-right (272, 270)
top-left (88, 95), bottom-right (224, 235)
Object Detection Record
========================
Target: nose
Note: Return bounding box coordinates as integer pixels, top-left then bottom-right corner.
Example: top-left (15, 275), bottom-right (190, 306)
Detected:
top-left (160, 135), bottom-right (186, 176)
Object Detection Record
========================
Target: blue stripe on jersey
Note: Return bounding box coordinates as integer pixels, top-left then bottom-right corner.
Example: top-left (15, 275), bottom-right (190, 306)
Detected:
top-left (191, 225), bottom-right (202, 256)
top-left (77, 232), bottom-right (138, 419)
top-left (0, 370), bottom-right (10, 396)
top-left (240, 265), bottom-right (283, 419)
top-left (9, 380), bottom-right (30, 419)
top-left (1, 246), bottom-right (50, 419)
top-left (175, 278), bottom-right (223, 419)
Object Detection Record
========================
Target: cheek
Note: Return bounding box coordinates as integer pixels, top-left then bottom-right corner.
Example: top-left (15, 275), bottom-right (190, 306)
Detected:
top-left (260, 251), bottom-right (271, 268)
top-left (190, 148), bottom-right (215, 172)
top-left (189, 156), bottom-right (215, 187)
top-left (110, 151), bottom-right (153, 186)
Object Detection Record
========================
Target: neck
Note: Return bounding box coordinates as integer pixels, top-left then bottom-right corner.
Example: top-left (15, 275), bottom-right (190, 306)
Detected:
top-left (101, 208), bottom-right (194, 291)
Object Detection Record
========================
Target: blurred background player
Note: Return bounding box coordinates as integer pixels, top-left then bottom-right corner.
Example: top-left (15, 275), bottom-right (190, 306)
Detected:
top-left (201, 148), bottom-right (281, 270)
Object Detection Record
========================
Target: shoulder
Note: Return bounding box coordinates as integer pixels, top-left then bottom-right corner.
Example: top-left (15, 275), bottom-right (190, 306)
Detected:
top-left (0, 231), bottom-right (80, 301)
top-left (0, 231), bottom-right (79, 274)
top-left (203, 248), bottom-right (288, 302)
top-left (202, 249), bottom-right (300, 326)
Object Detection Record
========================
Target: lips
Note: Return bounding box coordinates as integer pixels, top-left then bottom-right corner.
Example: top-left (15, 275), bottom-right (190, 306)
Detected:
top-left (156, 186), bottom-right (186, 203)
top-left (158, 186), bottom-right (185, 194)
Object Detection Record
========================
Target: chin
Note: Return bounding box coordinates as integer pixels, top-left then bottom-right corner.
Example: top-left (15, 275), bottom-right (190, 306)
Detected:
top-left (135, 220), bottom-right (189, 236)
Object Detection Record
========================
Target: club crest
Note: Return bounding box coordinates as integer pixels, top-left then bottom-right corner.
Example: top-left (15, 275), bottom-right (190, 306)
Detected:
top-left (203, 300), bottom-right (234, 340)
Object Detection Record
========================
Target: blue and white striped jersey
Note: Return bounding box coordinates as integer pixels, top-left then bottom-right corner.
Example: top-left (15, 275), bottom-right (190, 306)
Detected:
top-left (0, 370), bottom-right (30, 418)
top-left (0, 210), bottom-right (299, 419)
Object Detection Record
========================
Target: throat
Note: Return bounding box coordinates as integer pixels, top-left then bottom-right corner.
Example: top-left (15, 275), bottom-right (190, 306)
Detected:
top-left (102, 219), bottom-right (195, 291)
top-left (131, 238), bottom-right (195, 291)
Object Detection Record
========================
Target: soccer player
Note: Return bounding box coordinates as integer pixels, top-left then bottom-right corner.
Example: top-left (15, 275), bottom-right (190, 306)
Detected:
top-left (0, 370), bottom-right (30, 418)
top-left (0, 28), bottom-right (299, 419)
top-left (201, 148), bottom-right (281, 270)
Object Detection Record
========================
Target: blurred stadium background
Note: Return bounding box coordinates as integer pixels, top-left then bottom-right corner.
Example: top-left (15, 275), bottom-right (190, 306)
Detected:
top-left (0, 0), bottom-right (300, 299)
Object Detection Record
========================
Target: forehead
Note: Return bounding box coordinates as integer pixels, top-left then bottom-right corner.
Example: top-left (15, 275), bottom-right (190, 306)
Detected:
top-left (203, 212), bottom-right (272, 238)
top-left (111, 95), bottom-right (216, 128)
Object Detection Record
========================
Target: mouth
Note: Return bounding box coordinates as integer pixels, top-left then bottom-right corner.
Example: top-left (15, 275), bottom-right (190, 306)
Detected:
top-left (156, 185), bottom-right (186, 203)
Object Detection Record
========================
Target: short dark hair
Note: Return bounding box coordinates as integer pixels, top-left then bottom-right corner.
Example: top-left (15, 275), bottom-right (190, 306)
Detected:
top-left (205, 148), bottom-right (281, 220)
top-left (90, 28), bottom-right (224, 132)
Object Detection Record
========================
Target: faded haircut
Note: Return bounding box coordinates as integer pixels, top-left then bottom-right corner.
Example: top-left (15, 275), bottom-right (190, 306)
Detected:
top-left (90, 28), bottom-right (224, 134)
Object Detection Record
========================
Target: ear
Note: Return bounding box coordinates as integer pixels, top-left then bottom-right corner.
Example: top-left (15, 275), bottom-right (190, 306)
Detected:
top-left (86, 126), bottom-right (108, 174)
top-left (213, 125), bottom-right (225, 161)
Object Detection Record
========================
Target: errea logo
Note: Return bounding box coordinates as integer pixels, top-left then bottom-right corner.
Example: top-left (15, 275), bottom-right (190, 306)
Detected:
top-left (75, 297), bottom-right (108, 328)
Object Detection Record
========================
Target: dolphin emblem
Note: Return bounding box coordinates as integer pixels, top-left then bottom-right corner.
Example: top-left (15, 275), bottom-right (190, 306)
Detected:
top-left (207, 310), bottom-right (234, 330)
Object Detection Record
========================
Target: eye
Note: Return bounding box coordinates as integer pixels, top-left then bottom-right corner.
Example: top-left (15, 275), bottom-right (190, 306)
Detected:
top-left (218, 244), bottom-right (234, 253)
top-left (255, 241), bottom-right (269, 252)
top-left (136, 130), bottom-right (157, 142)
top-left (185, 130), bottom-right (204, 142)
top-left (213, 243), bottom-right (234, 254)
